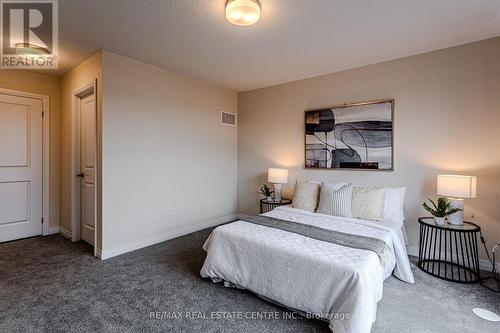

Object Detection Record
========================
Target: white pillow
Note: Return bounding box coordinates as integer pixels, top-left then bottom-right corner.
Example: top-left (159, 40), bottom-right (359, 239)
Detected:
top-left (351, 186), bottom-right (385, 221)
top-left (317, 182), bottom-right (353, 217)
top-left (351, 185), bottom-right (406, 224)
top-left (383, 187), bottom-right (406, 225)
top-left (291, 182), bottom-right (320, 212)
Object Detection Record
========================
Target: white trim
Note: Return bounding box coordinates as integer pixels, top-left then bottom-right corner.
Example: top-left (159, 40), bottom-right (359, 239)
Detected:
top-left (59, 226), bottom-right (72, 239)
top-left (48, 226), bottom-right (59, 235)
top-left (42, 97), bottom-right (50, 236)
top-left (100, 214), bottom-right (238, 260)
top-left (406, 245), bottom-right (498, 272)
top-left (93, 79), bottom-right (99, 258)
top-left (406, 245), bottom-right (418, 257)
top-left (0, 88), bottom-right (50, 236)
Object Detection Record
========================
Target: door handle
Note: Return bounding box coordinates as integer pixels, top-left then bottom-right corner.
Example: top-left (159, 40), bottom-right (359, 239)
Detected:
top-left (77, 173), bottom-right (84, 178)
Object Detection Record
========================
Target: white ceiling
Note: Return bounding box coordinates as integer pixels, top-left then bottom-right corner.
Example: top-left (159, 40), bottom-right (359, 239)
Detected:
top-left (56, 0), bottom-right (500, 91)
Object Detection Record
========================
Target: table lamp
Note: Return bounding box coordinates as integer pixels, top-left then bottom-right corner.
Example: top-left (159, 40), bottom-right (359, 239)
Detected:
top-left (268, 168), bottom-right (288, 202)
top-left (437, 174), bottom-right (477, 225)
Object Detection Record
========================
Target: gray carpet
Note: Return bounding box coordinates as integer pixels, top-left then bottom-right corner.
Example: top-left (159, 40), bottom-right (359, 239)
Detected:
top-left (0, 229), bottom-right (499, 333)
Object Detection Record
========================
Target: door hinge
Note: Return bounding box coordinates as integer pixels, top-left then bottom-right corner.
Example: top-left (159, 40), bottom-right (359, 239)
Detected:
top-left (42, 111), bottom-right (45, 117)
top-left (41, 217), bottom-right (44, 224)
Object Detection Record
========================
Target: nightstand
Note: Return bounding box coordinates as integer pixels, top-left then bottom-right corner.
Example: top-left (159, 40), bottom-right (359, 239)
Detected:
top-left (260, 198), bottom-right (292, 214)
top-left (417, 217), bottom-right (481, 283)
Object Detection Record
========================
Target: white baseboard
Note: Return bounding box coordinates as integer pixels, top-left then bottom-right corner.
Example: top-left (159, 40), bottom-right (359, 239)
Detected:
top-left (406, 245), bottom-right (498, 272)
top-left (59, 226), bottom-right (72, 239)
top-left (100, 214), bottom-right (238, 260)
top-left (406, 245), bottom-right (419, 258)
top-left (48, 226), bottom-right (59, 235)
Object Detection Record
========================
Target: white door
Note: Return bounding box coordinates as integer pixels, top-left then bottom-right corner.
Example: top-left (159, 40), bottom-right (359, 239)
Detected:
top-left (79, 93), bottom-right (96, 246)
top-left (0, 93), bottom-right (43, 242)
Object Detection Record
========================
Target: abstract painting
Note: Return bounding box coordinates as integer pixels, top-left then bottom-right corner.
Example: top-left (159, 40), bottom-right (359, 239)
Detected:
top-left (305, 100), bottom-right (393, 170)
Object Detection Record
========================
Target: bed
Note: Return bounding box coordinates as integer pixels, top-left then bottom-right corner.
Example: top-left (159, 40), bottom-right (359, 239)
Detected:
top-left (200, 205), bottom-right (415, 333)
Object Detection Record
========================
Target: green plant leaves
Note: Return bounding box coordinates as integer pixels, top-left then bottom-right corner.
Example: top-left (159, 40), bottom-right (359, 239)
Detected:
top-left (443, 208), bottom-right (463, 217)
top-left (422, 202), bottom-right (439, 216)
top-left (422, 196), bottom-right (463, 218)
top-left (259, 184), bottom-right (274, 197)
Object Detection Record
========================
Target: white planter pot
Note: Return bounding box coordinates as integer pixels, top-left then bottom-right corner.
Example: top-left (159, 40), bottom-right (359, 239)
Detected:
top-left (266, 196), bottom-right (273, 202)
top-left (434, 217), bottom-right (445, 226)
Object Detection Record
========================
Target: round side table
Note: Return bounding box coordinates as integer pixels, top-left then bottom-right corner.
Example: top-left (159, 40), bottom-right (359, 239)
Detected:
top-left (417, 217), bottom-right (481, 284)
top-left (260, 198), bottom-right (292, 214)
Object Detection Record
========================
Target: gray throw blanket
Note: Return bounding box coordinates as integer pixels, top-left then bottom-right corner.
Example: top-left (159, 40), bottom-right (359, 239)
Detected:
top-left (242, 215), bottom-right (391, 267)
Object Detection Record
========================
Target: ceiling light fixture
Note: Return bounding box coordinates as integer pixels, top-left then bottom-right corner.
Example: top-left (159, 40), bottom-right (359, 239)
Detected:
top-left (225, 0), bottom-right (261, 26)
top-left (15, 43), bottom-right (49, 55)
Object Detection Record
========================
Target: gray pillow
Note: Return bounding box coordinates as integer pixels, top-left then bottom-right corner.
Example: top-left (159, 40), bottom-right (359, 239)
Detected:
top-left (317, 182), bottom-right (353, 217)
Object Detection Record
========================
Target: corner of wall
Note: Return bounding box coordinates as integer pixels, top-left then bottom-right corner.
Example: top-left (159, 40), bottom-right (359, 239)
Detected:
top-left (60, 51), bottom-right (104, 252)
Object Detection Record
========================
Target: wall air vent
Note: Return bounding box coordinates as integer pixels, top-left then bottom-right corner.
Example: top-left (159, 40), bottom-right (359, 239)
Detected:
top-left (221, 111), bottom-right (237, 126)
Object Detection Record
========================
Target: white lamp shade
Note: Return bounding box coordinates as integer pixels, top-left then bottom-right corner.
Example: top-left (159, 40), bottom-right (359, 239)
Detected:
top-left (437, 174), bottom-right (477, 198)
top-left (268, 168), bottom-right (288, 184)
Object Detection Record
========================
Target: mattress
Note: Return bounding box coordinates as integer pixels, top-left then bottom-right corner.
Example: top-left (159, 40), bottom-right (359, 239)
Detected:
top-left (200, 206), bottom-right (414, 333)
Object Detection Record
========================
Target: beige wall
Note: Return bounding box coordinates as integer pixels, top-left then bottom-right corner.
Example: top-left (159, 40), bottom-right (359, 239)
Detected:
top-left (100, 51), bottom-right (238, 257)
top-left (238, 38), bottom-right (500, 261)
top-left (60, 52), bottom-right (103, 250)
top-left (0, 70), bottom-right (61, 228)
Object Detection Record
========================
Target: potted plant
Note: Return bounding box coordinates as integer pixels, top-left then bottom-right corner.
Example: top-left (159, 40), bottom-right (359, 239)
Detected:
top-left (260, 184), bottom-right (274, 202)
top-left (422, 197), bottom-right (463, 226)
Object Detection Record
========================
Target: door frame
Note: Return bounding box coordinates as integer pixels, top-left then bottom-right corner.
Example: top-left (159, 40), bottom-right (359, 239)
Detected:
top-left (0, 87), bottom-right (50, 236)
top-left (70, 81), bottom-right (97, 255)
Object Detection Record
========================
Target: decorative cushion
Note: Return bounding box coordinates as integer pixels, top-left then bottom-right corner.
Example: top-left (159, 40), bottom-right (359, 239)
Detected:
top-left (317, 182), bottom-right (353, 217)
top-left (291, 182), bottom-right (320, 212)
top-left (351, 186), bottom-right (385, 221)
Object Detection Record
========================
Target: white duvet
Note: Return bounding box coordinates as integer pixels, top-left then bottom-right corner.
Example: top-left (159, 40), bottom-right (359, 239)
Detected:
top-left (200, 206), bottom-right (414, 333)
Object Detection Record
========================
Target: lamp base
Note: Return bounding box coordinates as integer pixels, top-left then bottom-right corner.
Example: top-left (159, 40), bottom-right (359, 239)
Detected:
top-left (447, 198), bottom-right (464, 225)
top-left (273, 183), bottom-right (282, 202)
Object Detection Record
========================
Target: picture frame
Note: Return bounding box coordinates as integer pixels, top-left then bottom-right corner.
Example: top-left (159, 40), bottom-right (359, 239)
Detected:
top-left (305, 99), bottom-right (394, 170)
